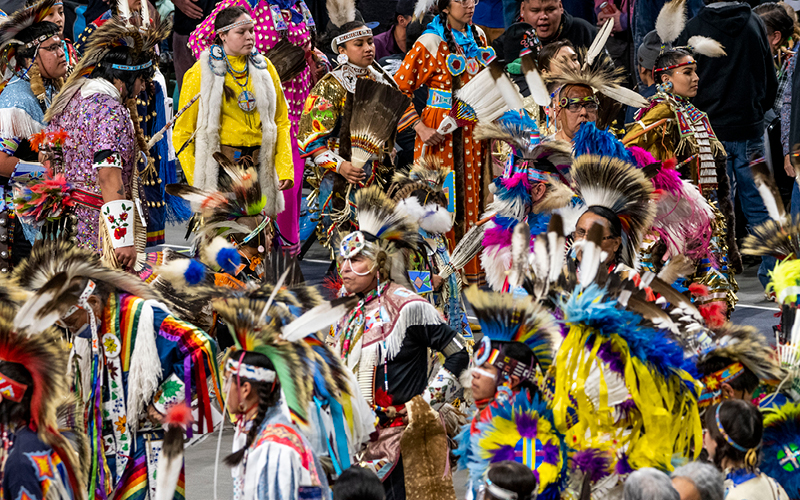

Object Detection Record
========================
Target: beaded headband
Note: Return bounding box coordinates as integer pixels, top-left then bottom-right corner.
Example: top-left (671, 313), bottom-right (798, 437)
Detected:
top-left (61, 280), bottom-right (96, 319)
top-left (698, 362), bottom-right (745, 408)
top-left (715, 404), bottom-right (749, 452)
top-left (24, 32), bottom-right (57, 49)
top-left (334, 27), bottom-right (373, 47)
top-left (226, 358), bottom-right (276, 383)
top-left (653, 57), bottom-right (696, 75)
top-left (217, 18), bottom-right (254, 34)
top-left (109, 59), bottom-right (154, 71)
top-left (0, 369), bottom-right (28, 403)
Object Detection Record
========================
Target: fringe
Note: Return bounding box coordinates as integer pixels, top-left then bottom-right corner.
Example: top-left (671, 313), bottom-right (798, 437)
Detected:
top-left (126, 300), bottom-right (164, 423)
top-left (0, 107), bottom-right (43, 139)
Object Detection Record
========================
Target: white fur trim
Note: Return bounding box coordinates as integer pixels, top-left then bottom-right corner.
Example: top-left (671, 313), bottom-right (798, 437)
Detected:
top-left (0, 107), bottom-right (43, 140)
top-left (419, 204), bottom-right (453, 234)
top-left (201, 236), bottom-right (235, 270)
top-left (395, 197), bottom-right (427, 224)
top-left (126, 300), bottom-right (165, 422)
top-left (195, 50), bottom-right (284, 217)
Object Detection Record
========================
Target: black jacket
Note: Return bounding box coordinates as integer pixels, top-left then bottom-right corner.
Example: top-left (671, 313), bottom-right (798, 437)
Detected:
top-left (675, 2), bottom-right (777, 142)
top-left (493, 11), bottom-right (597, 63)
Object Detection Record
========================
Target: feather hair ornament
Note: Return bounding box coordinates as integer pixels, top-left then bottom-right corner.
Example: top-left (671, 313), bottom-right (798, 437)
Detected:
top-left (117, 0), bottom-right (133, 25)
top-left (655, 0), bottom-right (687, 46)
top-left (326, 0), bottom-right (355, 28)
top-left (349, 78), bottom-right (410, 170)
top-left (697, 323), bottom-right (786, 385)
top-left (0, 0), bottom-right (55, 51)
top-left (570, 155), bottom-right (655, 267)
top-left (686, 36), bottom-right (726, 57)
top-left (507, 221), bottom-right (530, 291)
top-left (584, 19), bottom-right (614, 70)
top-left (413, 0), bottom-right (435, 21)
top-left (12, 240), bottom-right (162, 333)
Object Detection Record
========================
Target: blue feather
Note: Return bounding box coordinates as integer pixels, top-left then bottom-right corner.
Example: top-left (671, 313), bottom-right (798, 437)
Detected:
top-left (573, 122), bottom-right (635, 164)
top-left (216, 247), bottom-right (241, 274)
top-left (184, 258), bottom-right (205, 285)
top-left (762, 403), bottom-right (800, 498)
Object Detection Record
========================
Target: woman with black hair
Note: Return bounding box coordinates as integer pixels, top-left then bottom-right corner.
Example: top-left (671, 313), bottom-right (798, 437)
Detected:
top-left (175, 6), bottom-right (293, 222)
top-left (394, 0), bottom-right (494, 283)
top-left (622, 0), bottom-right (738, 313)
top-left (297, 2), bottom-right (400, 253)
top-left (704, 400), bottom-right (789, 500)
top-left (481, 462), bottom-right (538, 500)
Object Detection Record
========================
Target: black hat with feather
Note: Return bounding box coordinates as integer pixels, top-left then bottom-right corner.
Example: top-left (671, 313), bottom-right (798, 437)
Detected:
top-left (0, 0), bottom-right (60, 81)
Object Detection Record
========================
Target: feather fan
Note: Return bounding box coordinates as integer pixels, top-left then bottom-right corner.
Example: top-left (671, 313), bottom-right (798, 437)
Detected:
top-left (266, 38), bottom-right (307, 83)
top-left (450, 62), bottom-right (518, 128)
top-left (155, 404), bottom-right (192, 500)
top-left (350, 78), bottom-right (410, 169)
top-left (656, 254), bottom-right (696, 284)
top-left (441, 224), bottom-right (485, 279)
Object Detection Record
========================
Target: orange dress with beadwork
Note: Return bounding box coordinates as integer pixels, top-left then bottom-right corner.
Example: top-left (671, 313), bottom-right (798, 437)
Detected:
top-left (395, 32), bottom-right (488, 284)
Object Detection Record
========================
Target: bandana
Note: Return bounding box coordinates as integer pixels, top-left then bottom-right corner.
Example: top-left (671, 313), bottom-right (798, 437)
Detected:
top-left (698, 362), bottom-right (745, 408)
top-left (422, 15), bottom-right (480, 59)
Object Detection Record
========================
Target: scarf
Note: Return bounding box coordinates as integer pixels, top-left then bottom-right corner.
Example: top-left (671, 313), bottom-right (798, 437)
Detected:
top-left (422, 15), bottom-right (480, 59)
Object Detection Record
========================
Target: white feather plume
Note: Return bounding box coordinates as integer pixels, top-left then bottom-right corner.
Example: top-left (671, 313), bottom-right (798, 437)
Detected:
top-left (687, 36), bottom-right (726, 57)
top-left (141, 0), bottom-right (150, 26)
top-left (419, 204), bottom-right (454, 234)
top-left (414, 0), bottom-right (436, 21)
top-left (118, 0), bottom-right (133, 25)
top-left (655, 0), bottom-right (687, 45)
top-left (585, 19), bottom-right (613, 69)
top-left (326, 0), bottom-right (355, 28)
top-left (507, 222), bottom-right (530, 290)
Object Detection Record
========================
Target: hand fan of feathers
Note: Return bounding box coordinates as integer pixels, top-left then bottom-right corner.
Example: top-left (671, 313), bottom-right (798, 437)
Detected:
top-left (266, 38), bottom-right (307, 83)
top-left (449, 61), bottom-right (523, 128)
top-left (349, 79), bottom-right (411, 169)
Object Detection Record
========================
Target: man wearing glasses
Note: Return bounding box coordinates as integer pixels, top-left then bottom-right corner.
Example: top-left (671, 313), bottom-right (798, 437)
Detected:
top-left (0, 0), bottom-right (69, 271)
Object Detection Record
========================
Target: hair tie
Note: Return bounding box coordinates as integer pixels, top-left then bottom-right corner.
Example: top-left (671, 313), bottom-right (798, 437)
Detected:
top-left (716, 404), bottom-right (759, 461)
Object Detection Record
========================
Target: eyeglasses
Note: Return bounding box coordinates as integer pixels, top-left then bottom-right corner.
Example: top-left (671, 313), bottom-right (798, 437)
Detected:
top-left (454, 0), bottom-right (479, 7)
top-left (559, 96), bottom-right (599, 113)
top-left (574, 227), bottom-right (616, 240)
top-left (39, 40), bottom-right (64, 54)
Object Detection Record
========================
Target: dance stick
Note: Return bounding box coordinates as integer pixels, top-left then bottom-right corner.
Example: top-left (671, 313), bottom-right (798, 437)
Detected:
top-left (146, 93), bottom-right (201, 149)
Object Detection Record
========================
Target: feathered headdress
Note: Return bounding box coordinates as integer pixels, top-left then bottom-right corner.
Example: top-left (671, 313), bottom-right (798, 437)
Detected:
top-left (472, 390), bottom-right (568, 500)
top-left (0, 303), bottom-right (85, 495)
top-left (696, 323), bottom-right (786, 408)
top-left (465, 286), bottom-right (559, 377)
top-left (0, 0), bottom-right (59, 83)
top-left (390, 155), bottom-right (454, 235)
top-left (338, 185), bottom-right (420, 280)
top-left (570, 155), bottom-right (655, 267)
top-left (213, 293), bottom-right (353, 424)
top-left (553, 285), bottom-right (702, 476)
top-left (547, 50), bottom-right (650, 110)
top-left (762, 402), bottom-right (800, 498)
top-left (45, 14), bottom-right (171, 121)
top-left (11, 240), bottom-right (162, 334)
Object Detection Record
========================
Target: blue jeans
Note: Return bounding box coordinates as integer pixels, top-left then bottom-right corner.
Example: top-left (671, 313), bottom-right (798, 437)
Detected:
top-left (722, 137), bottom-right (777, 289)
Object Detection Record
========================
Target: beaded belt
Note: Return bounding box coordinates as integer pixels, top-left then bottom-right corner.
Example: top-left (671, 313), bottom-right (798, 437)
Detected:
top-left (427, 88), bottom-right (452, 109)
top-left (72, 188), bottom-right (104, 210)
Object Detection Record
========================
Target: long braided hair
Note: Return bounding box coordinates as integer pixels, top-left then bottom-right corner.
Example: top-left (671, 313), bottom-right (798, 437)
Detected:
top-left (223, 351), bottom-right (282, 466)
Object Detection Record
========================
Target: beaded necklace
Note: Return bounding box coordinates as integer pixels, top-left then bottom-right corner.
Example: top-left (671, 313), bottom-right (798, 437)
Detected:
top-left (339, 281), bottom-right (389, 364)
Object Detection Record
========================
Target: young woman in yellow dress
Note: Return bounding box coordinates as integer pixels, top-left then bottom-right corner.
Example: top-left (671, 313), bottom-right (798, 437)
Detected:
top-left (174, 5), bottom-right (293, 219)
